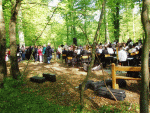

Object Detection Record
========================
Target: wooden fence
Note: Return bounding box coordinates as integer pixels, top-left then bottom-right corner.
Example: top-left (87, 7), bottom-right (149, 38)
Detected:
top-left (111, 63), bottom-right (141, 89)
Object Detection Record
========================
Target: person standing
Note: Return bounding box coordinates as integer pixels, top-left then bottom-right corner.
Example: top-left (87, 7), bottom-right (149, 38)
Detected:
top-left (42, 44), bottom-right (46, 62)
top-left (38, 46), bottom-right (43, 62)
top-left (26, 46), bottom-right (33, 60)
top-left (21, 45), bottom-right (26, 60)
top-left (46, 43), bottom-right (52, 64)
top-left (5, 50), bottom-right (9, 61)
top-left (33, 45), bottom-right (38, 62)
top-left (57, 45), bottom-right (62, 59)
top-left (17, 45), bottom-right (21, 62)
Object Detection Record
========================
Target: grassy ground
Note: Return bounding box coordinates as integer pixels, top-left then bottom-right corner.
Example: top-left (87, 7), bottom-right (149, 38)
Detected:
top-left (0, 76), bottom-right (139, 113)
top-left (0, 77), bottom-right (78, 113)
top-left (0, 60), bottom-right (140, 113)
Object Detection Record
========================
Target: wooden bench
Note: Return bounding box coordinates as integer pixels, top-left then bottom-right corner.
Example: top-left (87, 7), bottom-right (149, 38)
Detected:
top-left (112, 63), bottom-right (141, 89)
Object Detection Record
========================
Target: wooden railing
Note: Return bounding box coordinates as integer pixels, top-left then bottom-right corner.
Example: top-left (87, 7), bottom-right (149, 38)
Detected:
top-left (111, 63), bottom-right (141, 89)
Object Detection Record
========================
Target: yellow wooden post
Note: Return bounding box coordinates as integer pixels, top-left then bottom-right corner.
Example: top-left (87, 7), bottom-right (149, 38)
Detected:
top-left (116, 47), bottom-right (119, 60)
top-left (112, 63), bottom-right (117, 89)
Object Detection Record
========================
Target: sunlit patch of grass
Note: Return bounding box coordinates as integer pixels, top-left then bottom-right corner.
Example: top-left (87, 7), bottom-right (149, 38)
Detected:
top-left (96, 102), bottom-right (138, 113)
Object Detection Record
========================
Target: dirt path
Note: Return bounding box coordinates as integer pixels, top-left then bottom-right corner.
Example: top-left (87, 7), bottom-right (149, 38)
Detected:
top-left (4, 60), bottom-right (148, 112)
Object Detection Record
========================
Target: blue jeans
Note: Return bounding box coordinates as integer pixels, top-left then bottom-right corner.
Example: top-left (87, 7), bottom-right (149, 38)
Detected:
top-left (47, 55), bottom-right (52, 63)
top-left (34, 54), bottom-right (38, 61)
top-left (22, 53), bottom-right (25, 60)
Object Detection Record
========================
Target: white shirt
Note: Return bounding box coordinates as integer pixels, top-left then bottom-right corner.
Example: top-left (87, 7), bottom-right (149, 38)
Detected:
top-left (131, 48), bottom-right (137, 53)
top-left (118, 49), bottom-right (127, 62)
top-left (129, 48), bottom-right (136, 53)
top-left (98, 49), bottom-right (103, 54)
top-left (135, 46), bottom-right (140, 50)
top-left (107, 48), bottom-right (114, 54)
top-left (75, 49), bottom-right (81, 55)
top-left (58, 47), bottom-right (62, 54)
top-left (123, 46), bottom-right (128, 51)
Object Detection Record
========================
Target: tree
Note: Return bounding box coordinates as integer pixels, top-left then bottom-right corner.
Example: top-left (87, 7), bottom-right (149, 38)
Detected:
top-left (112, 0), bottom-right (120, 41)
top-left (0, 0), bottom-right (7, 78)
top-left (9, 0), bottom-right (22, 79)
top-left (80, 0), bottom-right (106, 110)
top-left (140, 0), bottom-right (150, 112)
top-left (18, 8), bottom-right (25, 47)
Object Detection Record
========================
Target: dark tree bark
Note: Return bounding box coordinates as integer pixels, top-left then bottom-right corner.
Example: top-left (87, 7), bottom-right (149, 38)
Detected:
top-left (113, 1), bottom-right (120, 41)
top-left (73, 13), bottom-right (76, 39)
top-left (84, 0), bottom-right (87, 44)
top-left (140, 0), bottom-right (150, 112)
top-left (66, 14), bottom-right (69, 45)
top-left (0, 0), bottom-right (7, 78)
top-left (80, 0), bottom-right (106, 110)
top-left (104, 5), bottom-right (107, 43)
top-left (9, 0), bottom-right (22, 79)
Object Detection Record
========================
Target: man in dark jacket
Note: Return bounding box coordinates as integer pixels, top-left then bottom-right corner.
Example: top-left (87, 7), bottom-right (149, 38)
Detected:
top-left (102, 47), bottom-right (108, 54)
top-left (33, 45), bottom-right (38, 62)
top-left (102, 47), bottom-right (109, 68)
top-left (46, 43), bottom-right (52, 64)
top-left (26, 46), bottom-right (33, 60)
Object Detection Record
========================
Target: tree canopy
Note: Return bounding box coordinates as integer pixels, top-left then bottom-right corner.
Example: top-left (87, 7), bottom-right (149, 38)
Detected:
top-left (2, 0), bottom-right (143, 48)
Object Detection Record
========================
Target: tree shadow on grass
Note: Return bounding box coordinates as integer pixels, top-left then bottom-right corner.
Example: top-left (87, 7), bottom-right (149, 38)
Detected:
top-left (35, 66), bottom-right (101, 110)
top-left (18, 61), bottom-right (143, 111)
top-left (22, 61), bottom-right (119, 110)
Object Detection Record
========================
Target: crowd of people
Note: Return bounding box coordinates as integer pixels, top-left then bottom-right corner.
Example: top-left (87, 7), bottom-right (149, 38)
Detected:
top-left (5, 38), bottom-right (144, 70)
top-left (5, 43), bottom-right (54, 64)
top-left (59, 38), bottom-right (143, 68)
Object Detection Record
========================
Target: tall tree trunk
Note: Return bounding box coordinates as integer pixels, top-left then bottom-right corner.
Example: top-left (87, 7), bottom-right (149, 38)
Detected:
top-left (106, 22), bottom-right (110, 43)
top-left (80, 0), bottom-right (106, 110)
top-left (18, 8), bottom-right (25, 47)
top-left (113, 1), bottom-right (120, 41)
top-left (73, 16), bottom-right (76, 39)
top-left (73, 10), bottom-right (76, 40)
top-left (140, 0), bottom-right (150, 112)
top-left (104, 7), bottom-right (109, 43)
top-left (66, 14), bottom-right (69, 45)
top-left (70, 13), bottom-right (74, 43)
top-left (9, 0), bottom-right (21, 79)
top-left (84, 0), bottom-right (87, 44)
top-left (104, 7), bottom-right (107, 43)
top-left (0, 0), bottom-right (7, 78)
top-left (127, 23), bottom-right (130, 39)
top-left (132, 9), bottom-right (135, 42)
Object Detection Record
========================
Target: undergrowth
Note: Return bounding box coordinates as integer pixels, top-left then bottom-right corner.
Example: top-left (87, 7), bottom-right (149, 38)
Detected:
top-left (0, 76), bottom-right (139, 113)
top-left (0, 77), bottom-right (74, 113)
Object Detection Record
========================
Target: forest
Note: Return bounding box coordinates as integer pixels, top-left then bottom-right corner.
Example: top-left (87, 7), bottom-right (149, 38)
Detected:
top-left (2, 0), bottom-right (144, 47)
top-left (0, 0), bottom-right (150, 112)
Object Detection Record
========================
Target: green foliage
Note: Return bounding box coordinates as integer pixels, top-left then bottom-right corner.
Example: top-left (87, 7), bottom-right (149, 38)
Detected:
top-left (3, 0), bottom-right (143, 47)
top-left (0, 77), bottom-right (74, 113)
top-left (3, 0), bottom-right (11, 48)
